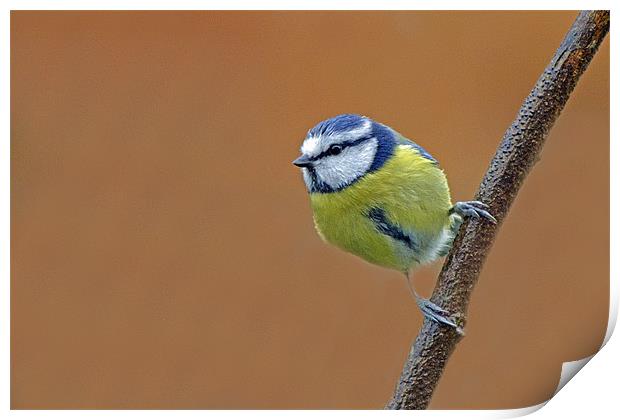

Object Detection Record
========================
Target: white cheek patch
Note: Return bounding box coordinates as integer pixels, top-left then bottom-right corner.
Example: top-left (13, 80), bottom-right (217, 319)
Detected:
top-left (314, 138), bottom-right (378, 190)
top-left (301, 119), bottom-right (372, 158)
top-left (301, 168), bottom-right (314, 191)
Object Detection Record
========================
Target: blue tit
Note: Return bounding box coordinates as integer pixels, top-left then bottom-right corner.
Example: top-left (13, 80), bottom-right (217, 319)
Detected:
top-left (293, 114), bottom-right (496, 333)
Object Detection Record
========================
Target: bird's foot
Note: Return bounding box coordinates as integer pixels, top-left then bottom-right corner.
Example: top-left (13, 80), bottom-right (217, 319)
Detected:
top-left (416, 297), bottom-right (465, 336)
top-left (450, 201), bottom-right (497, 224)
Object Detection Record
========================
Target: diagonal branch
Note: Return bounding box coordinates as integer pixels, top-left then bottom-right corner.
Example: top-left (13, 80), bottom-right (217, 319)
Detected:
top-left (386, 10), bottom-right (610, 410)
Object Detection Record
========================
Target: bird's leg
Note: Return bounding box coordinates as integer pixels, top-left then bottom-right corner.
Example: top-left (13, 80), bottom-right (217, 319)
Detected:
top-left (403, 201), bottom-right (495, 333)
top-left (438, 201), bottom-right (497, 257)
top-left (404, 272), bottom-right (464, 335)
top-left (449, 200), bottom-right (497, 224)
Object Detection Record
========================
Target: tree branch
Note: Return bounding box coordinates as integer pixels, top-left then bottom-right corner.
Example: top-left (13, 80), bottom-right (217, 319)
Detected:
top-left (386, 10), bottom-right (610, 410)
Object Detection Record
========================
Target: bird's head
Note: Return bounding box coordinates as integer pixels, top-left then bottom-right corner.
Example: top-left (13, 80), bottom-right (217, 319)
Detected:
top-left (293, 114), bottom-right (395, 193)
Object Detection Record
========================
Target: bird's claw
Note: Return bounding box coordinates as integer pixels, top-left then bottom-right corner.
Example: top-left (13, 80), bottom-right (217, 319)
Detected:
top-left (416, 297), bottom-right (465, 336)
top-left (451, 201), bottom-right (497, 224)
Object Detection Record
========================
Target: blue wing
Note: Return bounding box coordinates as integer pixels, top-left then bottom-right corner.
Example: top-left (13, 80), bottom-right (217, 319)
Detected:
top-left (394, 133), bottom-right (438, 165)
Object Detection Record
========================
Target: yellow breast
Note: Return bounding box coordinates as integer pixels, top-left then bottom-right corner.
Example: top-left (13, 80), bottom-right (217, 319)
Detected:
top-left (309, 146), bottom-right (453, 272)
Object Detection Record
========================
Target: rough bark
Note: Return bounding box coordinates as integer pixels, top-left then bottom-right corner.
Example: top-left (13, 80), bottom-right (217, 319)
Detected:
top-left (386, 10), bottom-right (610, 410)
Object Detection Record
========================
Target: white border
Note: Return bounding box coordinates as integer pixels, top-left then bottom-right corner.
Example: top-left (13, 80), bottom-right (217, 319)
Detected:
top-left (3, 2), bottom-right (616, 418)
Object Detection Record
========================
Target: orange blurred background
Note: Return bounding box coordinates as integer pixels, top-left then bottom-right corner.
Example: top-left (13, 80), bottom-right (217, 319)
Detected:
top-left (11, 11), bottom-right (609, 409)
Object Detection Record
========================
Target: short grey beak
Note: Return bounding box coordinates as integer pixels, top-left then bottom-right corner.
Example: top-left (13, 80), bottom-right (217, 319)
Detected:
top-left (292, 155), bottom-right (313, 168)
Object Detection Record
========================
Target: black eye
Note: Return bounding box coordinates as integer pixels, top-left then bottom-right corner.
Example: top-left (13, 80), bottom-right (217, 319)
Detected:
top-left (328, 144), bottom-right (342, 155)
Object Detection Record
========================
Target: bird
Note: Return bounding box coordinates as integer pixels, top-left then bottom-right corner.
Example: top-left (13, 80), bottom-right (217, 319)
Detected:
top-left (292, 114), bottom-right (496, 334)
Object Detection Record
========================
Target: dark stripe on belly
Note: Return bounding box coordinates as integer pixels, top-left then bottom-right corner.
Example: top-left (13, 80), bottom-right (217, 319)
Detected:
top-left (367, 207), bottom-right (418, 252)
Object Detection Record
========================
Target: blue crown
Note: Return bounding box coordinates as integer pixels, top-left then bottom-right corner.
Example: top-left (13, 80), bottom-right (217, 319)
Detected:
top-left (306, 114), bottom-right (367, 138)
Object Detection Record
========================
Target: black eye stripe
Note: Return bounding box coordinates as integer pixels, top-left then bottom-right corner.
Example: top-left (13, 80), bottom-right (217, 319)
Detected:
top-left (309, 136), bottom-right (375, 161)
